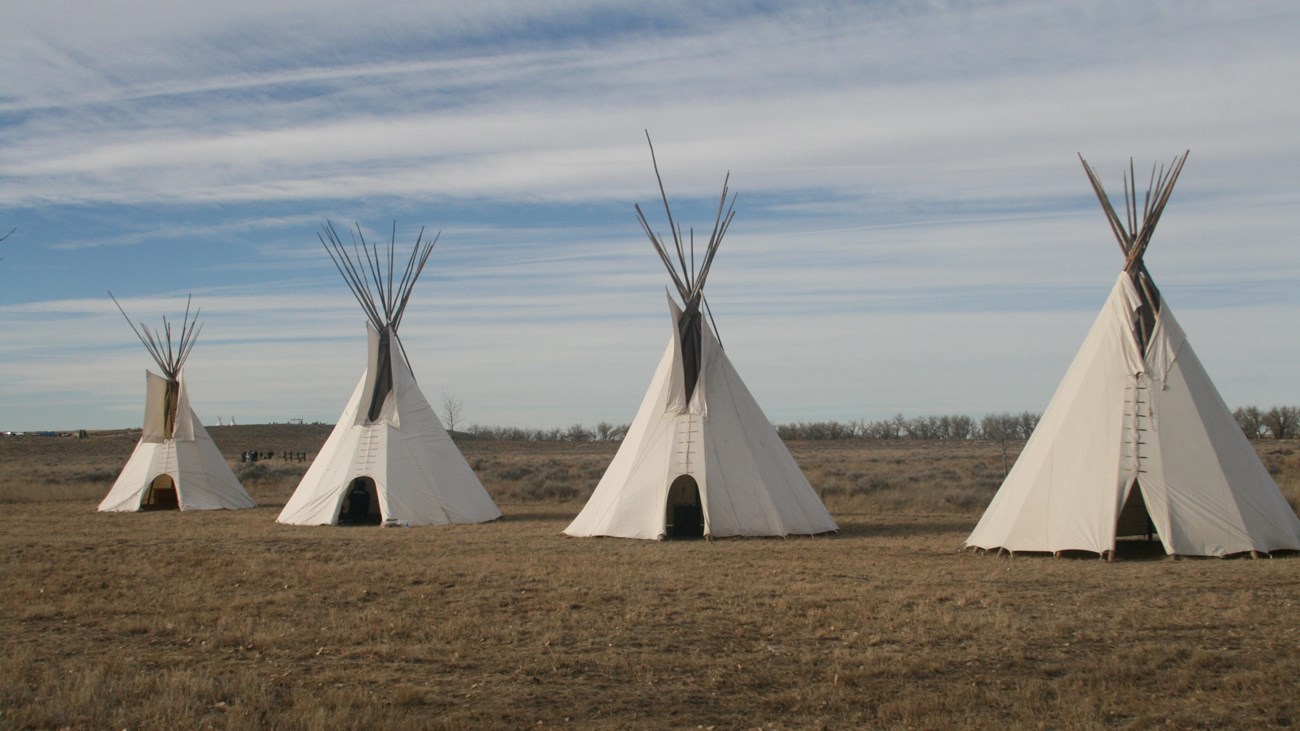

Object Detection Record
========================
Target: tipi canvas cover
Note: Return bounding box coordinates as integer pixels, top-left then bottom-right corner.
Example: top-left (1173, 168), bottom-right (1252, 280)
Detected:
top-left (277, 224), bottom-right (500, 527)
top-left (99, 297), bottom-right (253, 512)
top-left (566, 139), bottom-right (836, 540)
top-left (966, 153), bottom-right (1300, 557)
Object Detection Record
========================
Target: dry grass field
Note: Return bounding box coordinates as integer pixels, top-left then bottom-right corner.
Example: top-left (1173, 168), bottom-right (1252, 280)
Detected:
top-left (2, 427), bottom-right (1299, 730)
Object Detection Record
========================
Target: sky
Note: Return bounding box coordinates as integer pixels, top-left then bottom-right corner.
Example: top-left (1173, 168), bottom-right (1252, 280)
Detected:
top-left (2, 1), bottom-right (1298, 432)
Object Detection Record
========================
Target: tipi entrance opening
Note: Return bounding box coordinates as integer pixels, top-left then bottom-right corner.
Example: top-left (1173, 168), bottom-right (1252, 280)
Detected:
top-left (1116, 482), bottom-right (1157, 540)
top-left (142, 475), bottom-right (179, 510)
top-left (665, 475), bottom-right (704, 539)
top-left (1113, 481), bottom-right (1166, 559)
top-left (341, 477), bottom-right (381, 525)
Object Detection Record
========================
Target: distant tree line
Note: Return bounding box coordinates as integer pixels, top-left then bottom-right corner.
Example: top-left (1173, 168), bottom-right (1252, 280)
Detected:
top-left (776, 407), bottom-right (1300, 442)
top-left (453, 406), bottom-right (1299, 443)
top-left (464, 422), bottom-right (631, 442)
top-left (1233, 406), bottom-right (1300, 440)
top-left (774, 412), bottom-right (1041, 441)
top-left (459, 414), bottom-right (1040, 443)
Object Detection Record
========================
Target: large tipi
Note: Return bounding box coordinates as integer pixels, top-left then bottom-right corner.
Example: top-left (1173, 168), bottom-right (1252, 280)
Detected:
top-left (966, 152), bottom-right (1300, 558)
top-left (278, 223), bottom-right (500, 527)
top-left (99, 295), bottom-right (254, 512)
top-left (565, 140), bottom-right (837, 540)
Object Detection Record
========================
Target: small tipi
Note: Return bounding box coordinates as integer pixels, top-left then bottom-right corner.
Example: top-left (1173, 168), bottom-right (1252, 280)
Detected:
top-left (278, 223), bottom-right (500, 527)
top-left (966, 152), bottom-right (1300, 558)
top-left (99, 295), bottom-right (254, 512)
top-left (565, 139), bottom-right (837, 540)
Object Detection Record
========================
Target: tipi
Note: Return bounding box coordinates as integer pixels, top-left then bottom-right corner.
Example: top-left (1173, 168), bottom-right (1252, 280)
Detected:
top-left (278, 223), bottom-right (500, 527)
top-left (966, 152), bottom-right (1300, 558)
top-left (565, 139), bottom-right (837, 540)
top-left (99, 295), bottom-right (254, 512)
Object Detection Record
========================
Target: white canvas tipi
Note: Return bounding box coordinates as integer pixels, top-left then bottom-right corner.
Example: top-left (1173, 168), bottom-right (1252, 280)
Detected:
top-left (99, 295), bottom-right (254, 512)
top-left (278, 224), bottom-right (500, 527)
top-left (966, 153), bottom-right (1300, 558)
top-left (565, 140), bottom-right (837, 540)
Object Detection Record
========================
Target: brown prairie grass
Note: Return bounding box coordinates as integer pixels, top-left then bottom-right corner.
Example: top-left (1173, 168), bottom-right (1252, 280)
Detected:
top-left (1, 429), bottom-right (1299, 729)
